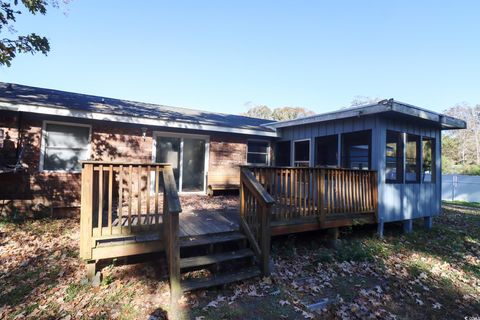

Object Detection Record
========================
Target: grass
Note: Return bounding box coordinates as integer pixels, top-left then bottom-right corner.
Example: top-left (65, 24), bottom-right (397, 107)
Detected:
top-left (442, 200), bottom-right (480, 208)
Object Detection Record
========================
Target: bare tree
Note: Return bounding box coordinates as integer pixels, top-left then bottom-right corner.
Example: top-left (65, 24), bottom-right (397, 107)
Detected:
top-left (242, 105), bottom-right (315, 121)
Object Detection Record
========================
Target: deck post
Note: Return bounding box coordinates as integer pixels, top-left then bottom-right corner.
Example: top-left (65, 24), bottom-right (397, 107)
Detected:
top-left (80, 163), bottom-right (94, 261)
top-left (403, 219), bottom-right (413, 234)
top-left (162, 165), bottom-right (182, 318)
top-left (325, 227), bottom-right (340, 248)
top-left (86, 260), bottom-right (96, 280)
top-left (377, 217), bottom-right (384, 238)
top-left (424, 216), bottom-right (433, 230)
top-left (260, 203), bottom-right (272, 275)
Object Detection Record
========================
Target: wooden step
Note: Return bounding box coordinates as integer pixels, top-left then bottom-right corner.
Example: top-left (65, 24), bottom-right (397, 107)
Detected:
top-left (179, 232), bottom-right (246, 248)
top-left (180, 248), bottom-right (254, 269)
top-left (181, 266), bottom-right (261, 292)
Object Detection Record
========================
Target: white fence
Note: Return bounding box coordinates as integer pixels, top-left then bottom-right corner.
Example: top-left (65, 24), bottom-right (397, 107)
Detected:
top-left (442, 174), bottom-right (480, 202)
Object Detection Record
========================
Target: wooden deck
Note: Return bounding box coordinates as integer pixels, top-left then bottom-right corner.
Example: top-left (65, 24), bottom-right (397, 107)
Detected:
top-left (79, 161), bottom-right (379, 302)
top-left (106, 209), bottom-right (240, 238)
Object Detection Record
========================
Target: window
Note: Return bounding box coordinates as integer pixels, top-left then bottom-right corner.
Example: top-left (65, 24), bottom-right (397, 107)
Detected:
top-left (342, 130), bottom-right (371, 170)
top-left (275, 141), bottom-right (291, 166)
top-left (315, 135), bottom-right (338, 167)
top-left (422, 137), bottom-right (435, 183)
top-left (41, 122), bottom-right (91, 171)
top-left (247, 141), bottom-right (269, 165)
top-left (294, 140), bottom-right (310, 167)
top-left (405, 134), bottom-right (420, 182)
top-left (386, 131), bottom-right (403, 183)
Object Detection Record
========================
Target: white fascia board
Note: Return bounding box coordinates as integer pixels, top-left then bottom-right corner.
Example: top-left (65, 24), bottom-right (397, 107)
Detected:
top-left (265, 104), bottom-right (388, 128)
top-left (0, 102), bottom-right (279, 137)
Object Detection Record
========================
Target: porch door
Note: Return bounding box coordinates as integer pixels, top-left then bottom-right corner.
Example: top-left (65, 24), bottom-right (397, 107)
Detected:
top-left (155, 135), bottom-right (207, 193)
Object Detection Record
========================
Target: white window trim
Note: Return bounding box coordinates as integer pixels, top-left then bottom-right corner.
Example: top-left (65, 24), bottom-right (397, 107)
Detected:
top-left (246, 139), bottom-right (271, 166)
top-left (39, 120), bottom-right (92, 173)
top-left (293, 138), bottom-right (311, 167)
top-left (152, 131), bottom-right (210, 195)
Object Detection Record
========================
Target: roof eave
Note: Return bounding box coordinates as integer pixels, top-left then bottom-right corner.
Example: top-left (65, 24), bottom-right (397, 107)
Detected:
top-left (0, 102), bottom-right (278, 137)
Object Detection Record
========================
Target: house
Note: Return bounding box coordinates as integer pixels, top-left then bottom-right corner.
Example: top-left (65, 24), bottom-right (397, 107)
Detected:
top-left (0, 82), bottom-right (466, 296)
top-left (0, 82), bottom-right (276, 215)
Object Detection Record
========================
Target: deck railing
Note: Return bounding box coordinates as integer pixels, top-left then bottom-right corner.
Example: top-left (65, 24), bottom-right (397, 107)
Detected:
top-left (244, 166), bottom-right (378, 225)
top-left (79, 161), bottom-right (182, 307)
top-left (239, 168), bottom-right (275, 275)
top-left (79, 162), bottom-right (181, 257)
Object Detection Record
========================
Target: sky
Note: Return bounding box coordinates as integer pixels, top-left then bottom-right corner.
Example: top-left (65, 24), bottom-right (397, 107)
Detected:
top-left (1, 1), bottom-right (480, 115)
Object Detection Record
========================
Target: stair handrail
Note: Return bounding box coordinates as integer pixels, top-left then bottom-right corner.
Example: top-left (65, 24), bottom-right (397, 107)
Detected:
top-left (161, 165), bottom-right (182, 308)
top-left (239, 168), bottom-right (275, 275)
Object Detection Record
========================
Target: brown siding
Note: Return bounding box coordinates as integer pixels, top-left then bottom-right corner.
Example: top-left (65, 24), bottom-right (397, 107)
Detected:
top-left (208, 135), bottom-right (247, 186)
top-left (0, 111), bottom-right (271, 217)
top-left (0, 113), bottom-right (153, 217)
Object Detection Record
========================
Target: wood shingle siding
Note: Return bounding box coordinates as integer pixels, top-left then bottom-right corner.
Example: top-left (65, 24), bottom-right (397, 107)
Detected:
top-left (0, 113), bottom-right (266, 216)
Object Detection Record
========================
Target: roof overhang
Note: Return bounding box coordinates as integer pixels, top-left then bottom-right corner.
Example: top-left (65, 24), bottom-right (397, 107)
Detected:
top-left (264, 100), bottom-right (467, 130)
top-left (0, 102), bottom-right (278, 137)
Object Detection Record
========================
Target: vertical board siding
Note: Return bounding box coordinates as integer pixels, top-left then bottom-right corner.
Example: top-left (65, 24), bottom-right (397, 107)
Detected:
top-left (277, 115), bottom-right (442, 224)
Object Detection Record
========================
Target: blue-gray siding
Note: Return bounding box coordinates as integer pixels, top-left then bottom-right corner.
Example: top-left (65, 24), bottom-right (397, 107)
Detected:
top-left (277, 114), bottom-right (442, 223)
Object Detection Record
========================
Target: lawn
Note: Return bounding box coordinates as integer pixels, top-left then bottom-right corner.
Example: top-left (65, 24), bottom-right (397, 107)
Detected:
top-left (0, 203), bottom-right (479, 319)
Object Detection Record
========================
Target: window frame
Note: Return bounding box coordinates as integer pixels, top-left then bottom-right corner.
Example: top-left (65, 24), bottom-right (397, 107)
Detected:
top-left (246, 140), bottom-right (271, 166)
top-left (39, 120), bottom-right (92, 173)
top-left (385, 130), bottom-right (404, 184)
top-left (293, 139), bottom-right (311, 167)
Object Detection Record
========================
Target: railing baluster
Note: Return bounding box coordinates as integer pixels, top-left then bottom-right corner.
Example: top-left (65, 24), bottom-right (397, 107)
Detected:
top-left (98, 165), bottom-right (103, 236)
top-left (137, 165), bottom-right (142, 225)
top-left (155, 166), bottom-right (160, 224)
top-left (146, 165), bottom-right (151, 224)
top-left (108, 164), bottom-right (113, 235)
top-left (128, 165), bottom-right (133, 231)
top-left (118, 165), bottom-right (124, 233)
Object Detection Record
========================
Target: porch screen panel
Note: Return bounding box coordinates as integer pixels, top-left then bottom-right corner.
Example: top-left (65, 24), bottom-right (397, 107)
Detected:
top-left (294, 140), bottom-right (310, 167)
top-left (386, 130), bottom-right (403, 183)
top-left (341, 130), bottom-right (371, 170)
top-left (405, 134), bottom-right (420, 183)
top-left (182, 138), bottom-right (206, 192)
top-left (275, 141), bottom-right (291, 166)
top-left (422, 137), bottom-right (435, 183)
top-left (315, 135), bottom-right (338, 167)
top-left (156, 137), bottom-right (181, 188)
top-left (43, 123), bottom-right (90, 171)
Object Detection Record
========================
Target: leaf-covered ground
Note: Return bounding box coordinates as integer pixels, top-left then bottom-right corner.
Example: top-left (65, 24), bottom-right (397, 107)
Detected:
top-left (0, 201), bottom-right (479, 319)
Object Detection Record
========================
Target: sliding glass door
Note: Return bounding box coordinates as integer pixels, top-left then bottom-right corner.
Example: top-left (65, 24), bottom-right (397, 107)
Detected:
top-left (154, 133), bottom-right (208, 193)
top-left (182, 138), bottom-right (206, 192)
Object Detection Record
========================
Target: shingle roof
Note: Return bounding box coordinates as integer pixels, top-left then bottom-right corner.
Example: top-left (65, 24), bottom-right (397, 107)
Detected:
top-left (0, 82), bottom-right (276, 135)
top-left (265, 99), bottom-right (466, 130)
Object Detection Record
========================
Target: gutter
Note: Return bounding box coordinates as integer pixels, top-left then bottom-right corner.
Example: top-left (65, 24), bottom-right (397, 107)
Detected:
top-left (0, 102), bottom-right (279, 138)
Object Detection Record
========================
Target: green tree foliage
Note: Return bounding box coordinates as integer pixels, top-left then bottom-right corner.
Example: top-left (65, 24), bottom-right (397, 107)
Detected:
top-left (242, 105), bottom-right (315, 121)
top-left (0, 0), bottom-right (59, 67)
top-left (443, 103), bottom-right (480, 174)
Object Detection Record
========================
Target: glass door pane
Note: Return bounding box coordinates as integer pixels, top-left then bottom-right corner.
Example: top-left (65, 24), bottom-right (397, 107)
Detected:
top-left (182, 138), bottom-right (206, 192)
top-left (156, 137), bottom-right (181, 188)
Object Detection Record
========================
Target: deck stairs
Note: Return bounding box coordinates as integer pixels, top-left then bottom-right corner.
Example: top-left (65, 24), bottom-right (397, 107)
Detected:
top-left (178, 231), bottom-right (261, 291)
